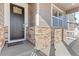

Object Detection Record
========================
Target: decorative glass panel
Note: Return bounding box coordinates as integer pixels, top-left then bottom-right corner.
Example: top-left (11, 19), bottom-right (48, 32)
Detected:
top-left (13, 7), bottom-right (22, 14)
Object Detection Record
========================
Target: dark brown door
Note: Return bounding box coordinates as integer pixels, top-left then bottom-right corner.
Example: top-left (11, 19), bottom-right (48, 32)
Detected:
top-left (10, 4), bottom-right (24, 40)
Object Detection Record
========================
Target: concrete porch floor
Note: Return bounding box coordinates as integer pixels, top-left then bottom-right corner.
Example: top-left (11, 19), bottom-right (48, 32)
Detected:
top-left (55, 41), bottom-right (71, 56)
top-left (0, 40), bottom-right (76, 56)
top-left (0, 41), bottom-right (34, 56)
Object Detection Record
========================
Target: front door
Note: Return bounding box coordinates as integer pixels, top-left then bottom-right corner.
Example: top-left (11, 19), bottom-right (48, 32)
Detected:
top-left (10, 4), bottom-right (24, 40)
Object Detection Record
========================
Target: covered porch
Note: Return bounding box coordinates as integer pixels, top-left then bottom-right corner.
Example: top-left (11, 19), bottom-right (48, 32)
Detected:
top-left (0, 3), bottom-right (79, 56)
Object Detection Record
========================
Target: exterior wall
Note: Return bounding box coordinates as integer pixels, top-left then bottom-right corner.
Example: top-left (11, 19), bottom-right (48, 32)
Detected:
top-left (0, 4), bottom-right (4, 25)
top-left (52, 4), bottom-right (65, 42)
top-left (63, 14), bottom-right (76, 43)
top-left (27, 4), bottom-right (37, 44)
top-left (28, 3), bottom-right (51, 27)
top-left (52, 4), bottom-right (77, 44)
top-left (27, 3), bottom-right (52, 55)
top-left (28, 4), bottom-right (37, 27)
top-left (26, 27), bottom-right (35, 45)
top-left (39, 3), bottom-right (51, 27)
top-left (35, 4), bottom-right (52, 55)
top-left (52, 5), bottom-right (77, 45)
top-left (0, 4), bottom-right (5, 48)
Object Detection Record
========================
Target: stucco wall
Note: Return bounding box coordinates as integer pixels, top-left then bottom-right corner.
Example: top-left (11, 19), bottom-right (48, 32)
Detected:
top-left (27, 4), bottom-right (37, 44)
top-left (0, 4), bottom-right (5, 47)
top-left (28, 3), bottom-right (37, 27)
top-left (28, 3), bottom-right (51, 27)
top-left (0, 4), bottom-right (4, 26)
top-left (39, 3), bottom-right (51, 27)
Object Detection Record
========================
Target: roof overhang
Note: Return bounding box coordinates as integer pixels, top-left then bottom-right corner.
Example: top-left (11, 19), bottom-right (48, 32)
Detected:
top-left (54, 3), bottom-right (79, 14)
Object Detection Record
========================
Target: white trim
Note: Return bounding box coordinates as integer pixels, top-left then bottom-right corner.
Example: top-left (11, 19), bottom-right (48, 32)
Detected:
top-left (66, 37), bottom-right (75, 40)
top-left (66, 30), bottom-right (75, 32)
top-left (8, 39), bottom-right (25, 43)
top-left (36, 3), bottom-right (39, 26)
top-left (4, 3), bottom-right (10, 42)
top-left (24, 4), bottom-right (28, 41)
top-left (8, 3), bottom-right (10, 43)
top-left (51, 3), bottom-right (53, 27)
top-left (52, 4), bottom-right (65, 14)
top-left (67, 15), bottom-right (69, 29)
top-left (4, 3), bottom-right (11, 43)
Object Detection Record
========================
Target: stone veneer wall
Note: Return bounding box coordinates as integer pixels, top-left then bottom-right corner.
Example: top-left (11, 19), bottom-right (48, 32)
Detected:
top-left (35, 26), bottom-right (51, 55)
top-left (0, 4), bottom-right (4, 25)
top-left (26, 26), bottom-right (52, 55)
top-left (26, 27), bottom-right (64, 56)
top-left (0, 26), bottom-right (5, 47)
top-left (54, 29), bottom-right (63, 43)
top-left (27, 3), bottom-right (64, 55)
top-left (4, 26), bottom-right (8, 40)
top-left (26, 27), bottom-right (35, 45)
top-left (0, 4), bottom-right (5, 47)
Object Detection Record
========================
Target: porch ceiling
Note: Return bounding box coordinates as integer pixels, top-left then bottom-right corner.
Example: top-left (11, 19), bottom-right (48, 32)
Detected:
top-left (54, 3), bottom-right (79, 14)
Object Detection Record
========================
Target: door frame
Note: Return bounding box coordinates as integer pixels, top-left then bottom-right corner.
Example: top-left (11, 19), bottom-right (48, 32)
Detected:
top-left (4, 3), bottom-right (28, 43)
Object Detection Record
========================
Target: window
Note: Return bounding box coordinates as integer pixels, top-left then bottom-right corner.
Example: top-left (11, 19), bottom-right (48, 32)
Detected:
top-left (52, 16), bottom-right (68, 29)
top-left (62, 16), bottom-right (68, 29)
top-left (59, 20), bottom-right (62, 27)
top-left (59, 12), bottom-right (63, 16)
top-left (53, 17), bottom-right (59, 27)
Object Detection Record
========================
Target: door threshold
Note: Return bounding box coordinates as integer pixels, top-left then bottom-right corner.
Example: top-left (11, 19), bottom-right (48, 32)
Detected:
top-left (8, 39), bottom-right (26, 43)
